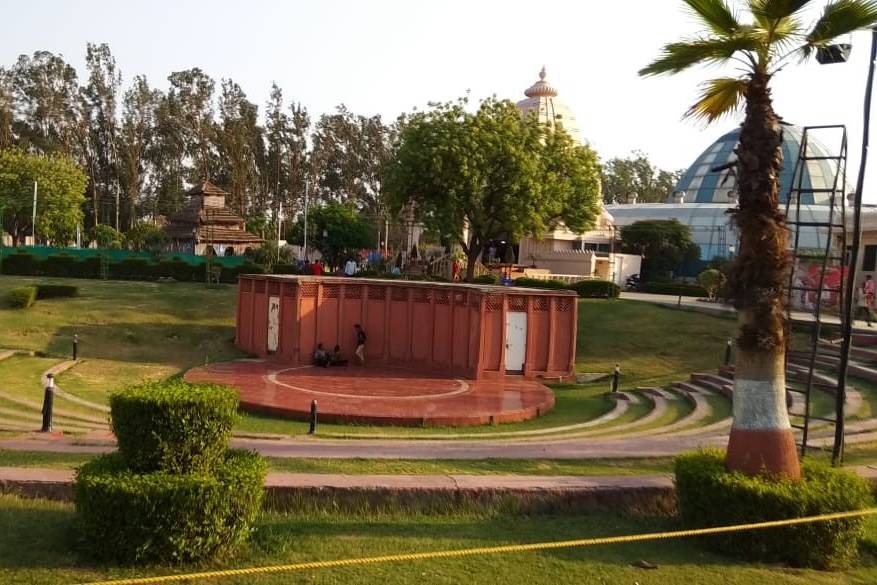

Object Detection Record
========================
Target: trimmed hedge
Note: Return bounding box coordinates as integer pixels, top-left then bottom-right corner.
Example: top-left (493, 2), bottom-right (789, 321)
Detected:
top-left (7, 286), bottom-right (37, 308)
top-left (111, 257), bottom-right (153, 280)
top-left (75, 450), bottom-right (266, 564)
top-left (41, 254), bottom-right (78, 277)
top-left (110, 380), bottom-right (239, 474)
top-left (570, 280), bottom-right (620, 299)
top-left (1, 252), bottom-right (39, 275)
top-left (473, 273), bottom-right (500, 285)
top-left (35, 284), bottom-right (78, 299)
top-left (513, 277), bottom-right (568, 289)
top-left (675, 449), bottom-right (873, 569)
top-left (641, 282), bottom-right (708, 297)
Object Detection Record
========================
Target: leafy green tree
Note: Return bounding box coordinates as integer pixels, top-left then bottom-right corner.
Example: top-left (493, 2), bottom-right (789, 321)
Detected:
top-left (602, 151), bottom-right (683, 203)
top-left (126, 222), bottom-right (168, 255)
top-left (89, 224), bottom-right (124, 248)
top-left (0, 149), bottom-right (86, 245)
top-left (641, 0), bottom-right (877, 477)
top-left (619, 219), bottom-right (699, 281)
top-left (384, 97), bottom-right (601, 281)
top-left (287, 202), bottom-right (374, 269)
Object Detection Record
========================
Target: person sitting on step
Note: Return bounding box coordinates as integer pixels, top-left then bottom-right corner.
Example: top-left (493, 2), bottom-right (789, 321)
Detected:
top-left (313, 343), bottom-right (330, 367)
top-left (330, 345), bottom-right (348, 367)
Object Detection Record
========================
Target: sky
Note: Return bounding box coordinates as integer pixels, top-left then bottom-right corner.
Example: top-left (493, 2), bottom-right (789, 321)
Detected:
top-left (2, 0), bottom-right (875, 199)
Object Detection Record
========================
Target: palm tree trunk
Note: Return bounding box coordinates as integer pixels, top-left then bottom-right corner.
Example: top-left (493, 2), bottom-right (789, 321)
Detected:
top-left (725, 72), bottom-right (800, 479)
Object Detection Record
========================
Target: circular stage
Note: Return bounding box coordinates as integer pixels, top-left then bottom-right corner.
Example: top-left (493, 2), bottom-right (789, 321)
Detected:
top-left (184, 360), bottom-right (555, 427)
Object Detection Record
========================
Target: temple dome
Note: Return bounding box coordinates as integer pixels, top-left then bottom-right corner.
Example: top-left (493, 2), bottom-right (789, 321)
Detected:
top-left (516, 66), bottom-right (584, 145)
top-left (674, 125), bottom-right (841, 205)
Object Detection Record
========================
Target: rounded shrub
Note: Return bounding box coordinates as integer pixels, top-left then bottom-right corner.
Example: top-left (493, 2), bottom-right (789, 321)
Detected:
top-left (675, 449), bottom-right (873, 569)
top-left (570, 280), bottom-right (620, 299)
top-left (7, 286), bottom-right (37, 308)
top-left (75, 449), bottom-right (266, 564)
top-left (110, 380), bottom-right (239, 474)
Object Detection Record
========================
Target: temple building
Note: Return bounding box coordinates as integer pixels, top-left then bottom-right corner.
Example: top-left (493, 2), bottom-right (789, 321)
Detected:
top-left (164, 181), bottom-right (264, 256)
top-left (514, 67), bottom-right (639, 285)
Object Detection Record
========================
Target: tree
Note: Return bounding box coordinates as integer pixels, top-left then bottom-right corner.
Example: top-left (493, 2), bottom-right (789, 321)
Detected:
top-left (287, 202), bottom-right (373, 269)
top-left (619, 219), bottom-right (699, 281)
top-left (89, 224), bottom-right (123, 248)
top-left (83, 43), bottom-right (122, 229)
top-left (167, 68), bottom-right (217, 183)
top-left (0, 149), bottom-right (87, 245)
top-left (698, 268), bottom-right (725, 301)
top-left (384, 97), bottom-right (602, 281)
top-left (641, 0), bottom-right (877, 478)
top-left (118, 76), bottom-right (159, 228)
top-left (126, 221), bottom-right (168, 255)
top-left (601, 151), bottom-right (683, 203)
top-left (216, 79), bottom-right (262, 214)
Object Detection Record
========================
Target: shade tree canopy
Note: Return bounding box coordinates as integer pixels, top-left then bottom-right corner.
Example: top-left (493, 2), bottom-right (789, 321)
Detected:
top-left (383, 97), bottom-right (602, 281)
top-left (0, 148), bottom-right (87, 245)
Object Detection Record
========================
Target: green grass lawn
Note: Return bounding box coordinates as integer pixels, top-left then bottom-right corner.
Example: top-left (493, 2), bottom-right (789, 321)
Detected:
top-left (1, 493), bottom-right (875, 585)
top-left (0, 276), bottom-right (737, 438)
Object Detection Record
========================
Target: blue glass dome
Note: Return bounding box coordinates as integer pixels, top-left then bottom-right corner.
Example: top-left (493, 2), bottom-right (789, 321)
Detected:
top-left (674, 126), bottom-right (841, 205)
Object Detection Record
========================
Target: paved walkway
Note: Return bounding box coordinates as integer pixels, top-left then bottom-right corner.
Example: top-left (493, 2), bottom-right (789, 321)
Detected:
top-left (621, 292), bottom-right (876, 331)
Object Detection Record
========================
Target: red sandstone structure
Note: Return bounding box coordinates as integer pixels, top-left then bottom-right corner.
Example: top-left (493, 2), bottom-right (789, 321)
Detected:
top-left (235, 275), bottom-right (577, 380)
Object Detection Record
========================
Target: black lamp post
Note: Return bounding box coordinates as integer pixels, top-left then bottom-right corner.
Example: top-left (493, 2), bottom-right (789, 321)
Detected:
top-left (828, 30), bottom-right (877, 464)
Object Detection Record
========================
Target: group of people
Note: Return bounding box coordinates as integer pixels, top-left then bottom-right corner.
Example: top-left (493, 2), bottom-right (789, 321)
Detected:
top-left (313, 324), bottom-right (367, 367)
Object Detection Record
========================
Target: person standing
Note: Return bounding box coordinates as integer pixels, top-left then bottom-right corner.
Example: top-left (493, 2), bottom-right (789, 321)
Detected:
top-left (864, 275), bottom-right (876, 328)
top-left (353, 324), bottom-right (367, 365)
top-left (344, 258), bottom-right (357, 276)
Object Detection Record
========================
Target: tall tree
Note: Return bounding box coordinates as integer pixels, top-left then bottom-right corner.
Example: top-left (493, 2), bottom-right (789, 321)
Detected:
top-left (641, 0), bottom-right (877, 478)
top-left (83, 43), bottom-right (123, 229)
top-left (147, 91), bottom-right (186, 217)
top-left (602, 151), bottom-right (683, 203)
top-left (619, 219), bottom-right (699, 280)
top-left (385, 97), bottom-right (602, 281)
top-left (0, 148), bottom-right (87, 245)
top-left (118, 75), bottom-right (159, 228)
top-left (167, 68), bottom-right (216, 183)
top-left (216, 79), bottom-right (262, 214)
top-left (0, 68), bottom-right (12, 149)
top-left (9, 51), bottom-right (81, 156)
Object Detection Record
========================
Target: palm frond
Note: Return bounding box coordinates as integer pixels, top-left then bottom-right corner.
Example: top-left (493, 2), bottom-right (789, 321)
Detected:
top-left (684, 0), bottom-right (741, 34)
top-left (640, 35), bottom-right (760, 76)
top-left (804, 0), bottom-right (877, 56)
top-left (749, 0), bottom-right (813, 23)
top-left (685, 77), bottom-right (749, 123)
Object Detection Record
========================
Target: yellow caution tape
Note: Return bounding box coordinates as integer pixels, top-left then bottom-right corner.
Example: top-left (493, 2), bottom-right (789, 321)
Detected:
top-left (80, 507), bottom-right (877, 585)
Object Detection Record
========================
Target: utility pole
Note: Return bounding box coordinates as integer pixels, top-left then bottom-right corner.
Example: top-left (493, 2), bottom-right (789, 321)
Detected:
top-left (31, 181), bottom-right (38, 245)
top-left (277, 201), bottom-right (283, 245)
top-left (115, 184), bottom-right (120, 232)
top-left (303, 179), bottom-right (309, 261)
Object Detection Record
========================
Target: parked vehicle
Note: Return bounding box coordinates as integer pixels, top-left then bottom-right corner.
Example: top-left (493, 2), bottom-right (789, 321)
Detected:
top-left (624, 274), bottom-right (640, 291)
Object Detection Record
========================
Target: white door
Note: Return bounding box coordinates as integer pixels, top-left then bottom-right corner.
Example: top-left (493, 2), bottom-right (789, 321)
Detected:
top-left (267, 296), bottom-right (280, 353)
top-left (505, 311), bottom-right (527, 372)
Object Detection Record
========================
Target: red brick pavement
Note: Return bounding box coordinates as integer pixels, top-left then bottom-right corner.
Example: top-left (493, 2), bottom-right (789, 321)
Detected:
top-left (184, 360), bottom-right (555, 427)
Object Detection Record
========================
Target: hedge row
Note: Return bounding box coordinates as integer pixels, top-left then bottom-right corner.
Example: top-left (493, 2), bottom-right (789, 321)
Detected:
top-left (1, 252), bottom-right (263, 284)
top-left (675, 450), bottom-right (873, 569)
top-left (640, 282), bottom-right (708, 297)
top-left (510, 277), bottom-right (620, 299)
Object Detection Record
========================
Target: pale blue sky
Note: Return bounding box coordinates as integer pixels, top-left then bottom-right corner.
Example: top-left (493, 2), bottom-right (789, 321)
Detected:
top-left (2, 0), bottom-right (875, 198)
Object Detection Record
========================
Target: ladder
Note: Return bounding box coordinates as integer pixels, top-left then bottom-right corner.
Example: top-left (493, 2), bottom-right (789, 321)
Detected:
top-left (783, 125), bottom-right (848, 459)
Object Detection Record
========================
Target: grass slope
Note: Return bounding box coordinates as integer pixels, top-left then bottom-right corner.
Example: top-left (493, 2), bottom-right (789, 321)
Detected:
top-left (0, 277), bottom-right (736, 437)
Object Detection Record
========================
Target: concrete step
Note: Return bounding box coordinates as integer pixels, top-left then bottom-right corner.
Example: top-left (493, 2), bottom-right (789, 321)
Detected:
top-left (853, 333), bottom-right (877, 346)
top-left (670, 381), bottom-right (710, 396)
top-left (690, 373), bottom-right (733, 397)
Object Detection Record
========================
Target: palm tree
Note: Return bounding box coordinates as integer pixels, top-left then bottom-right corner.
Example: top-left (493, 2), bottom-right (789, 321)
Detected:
top-left (641, 0), bottom-right (877, 478)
